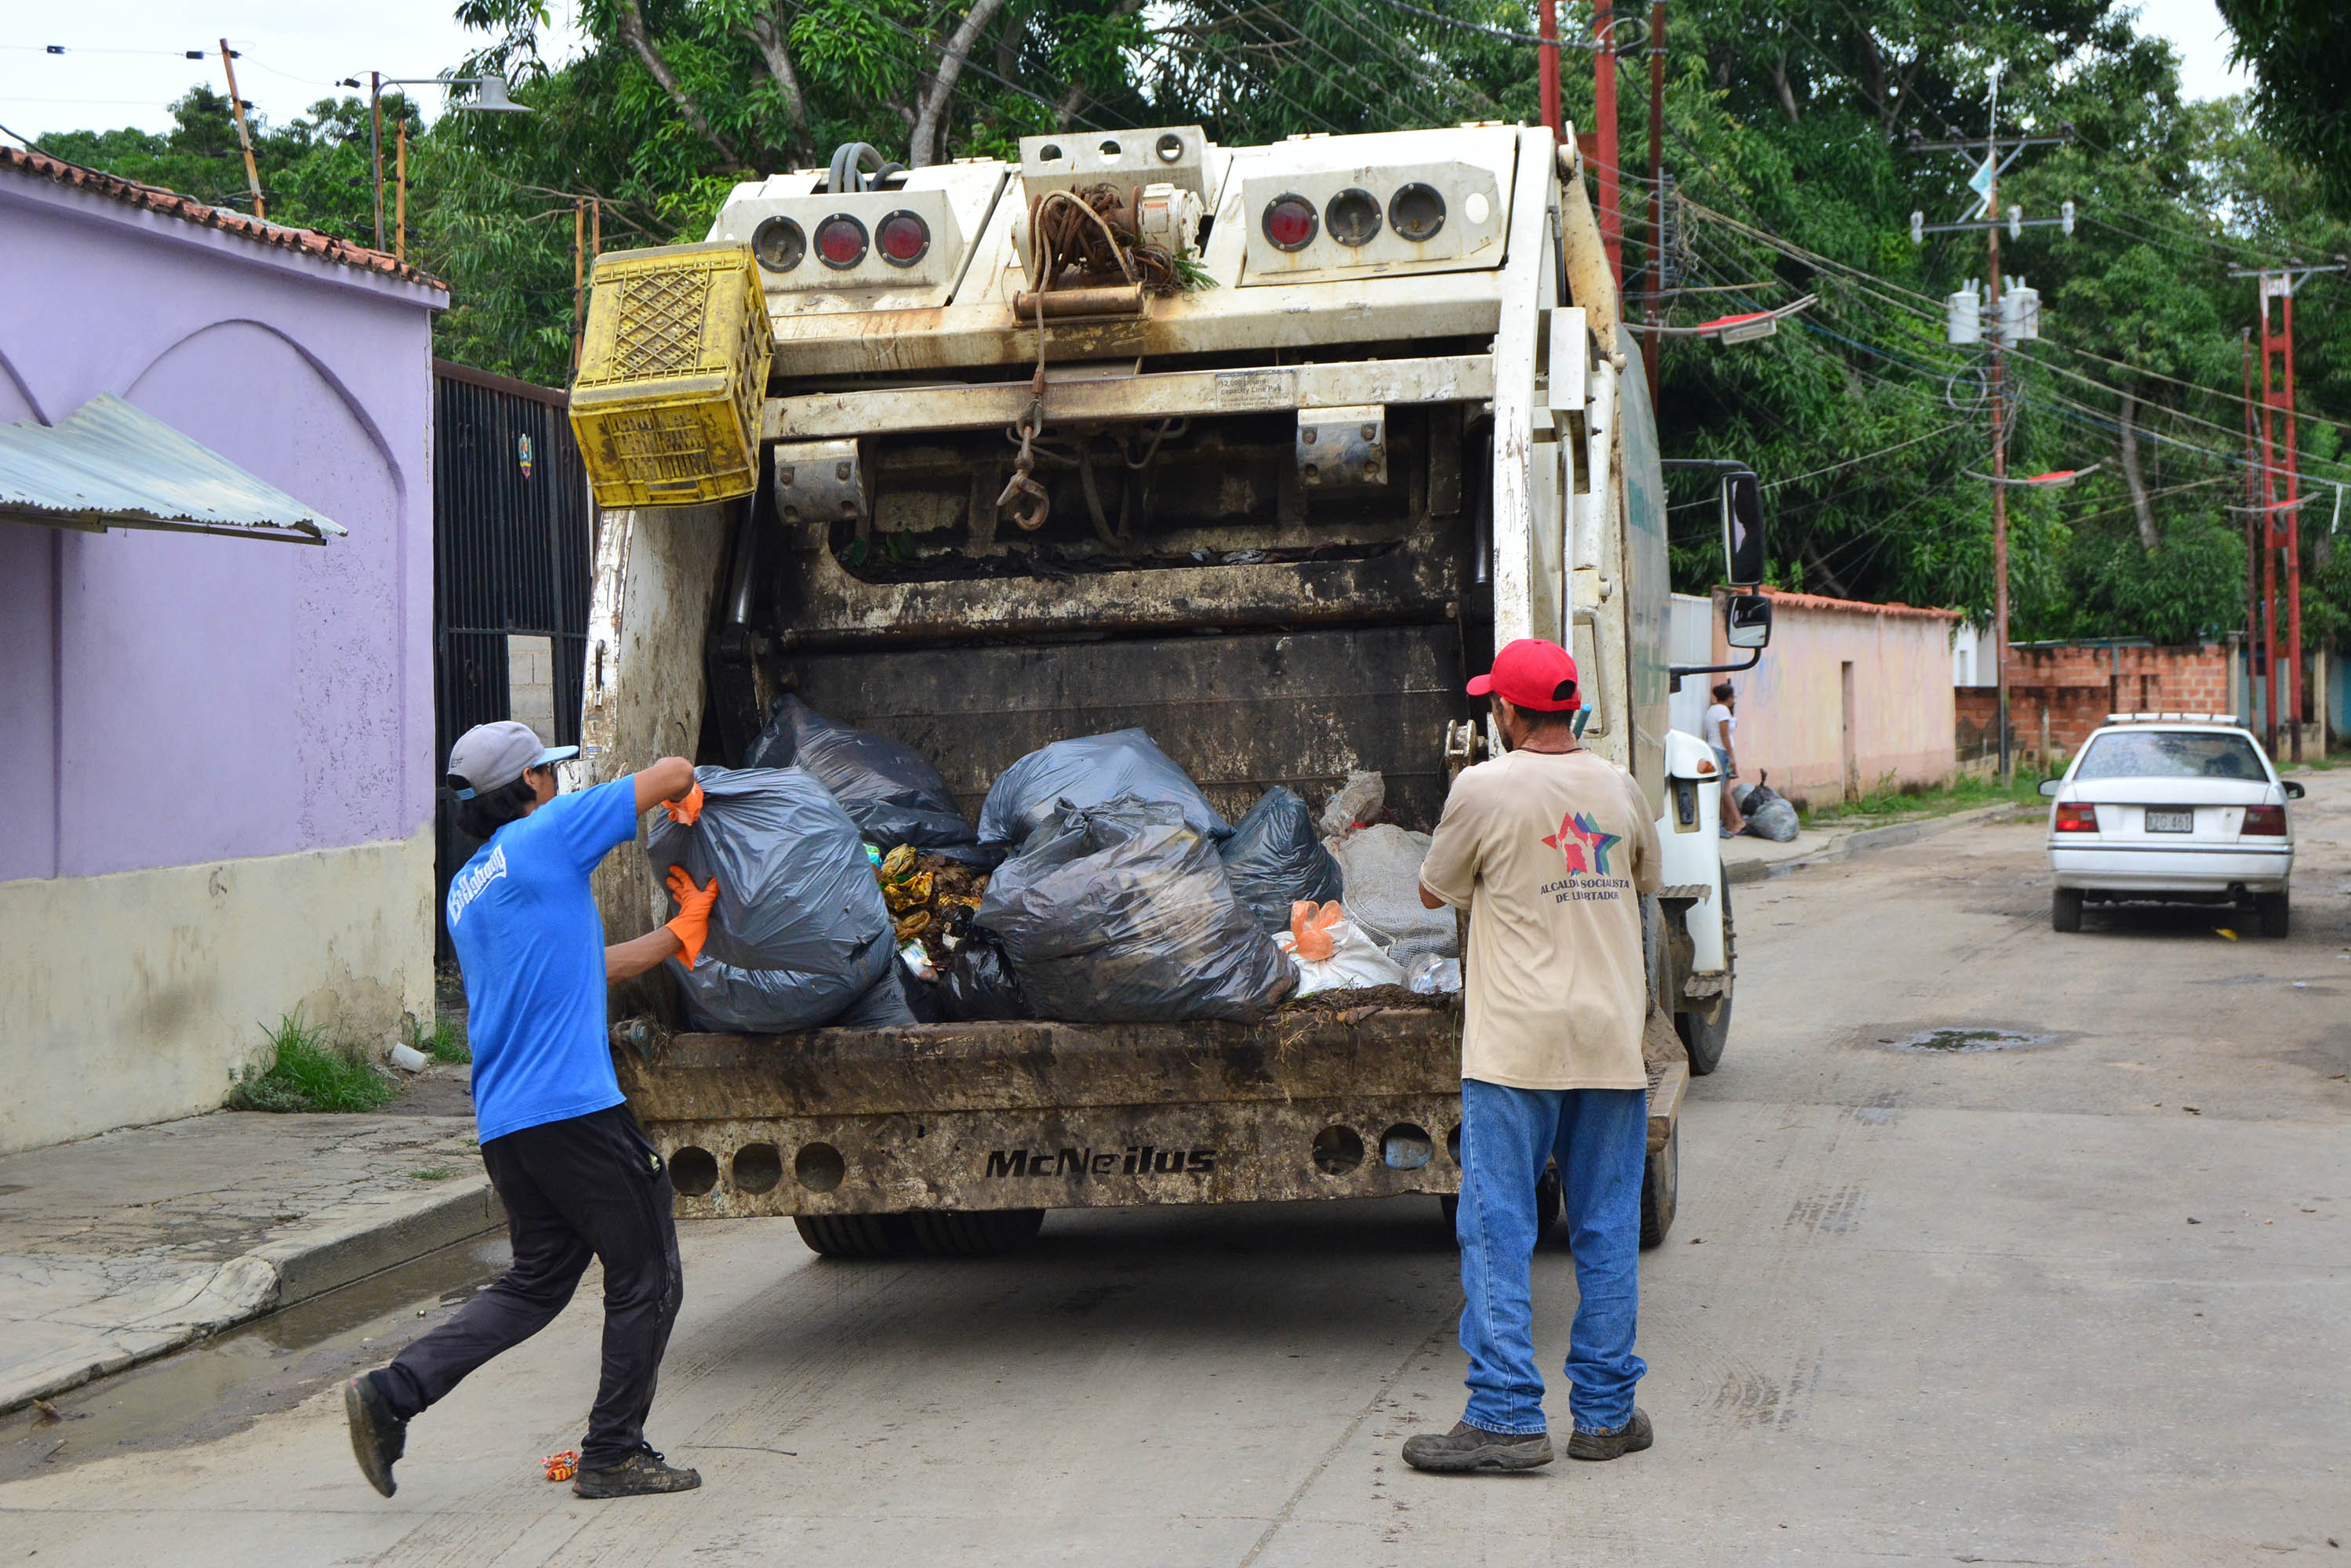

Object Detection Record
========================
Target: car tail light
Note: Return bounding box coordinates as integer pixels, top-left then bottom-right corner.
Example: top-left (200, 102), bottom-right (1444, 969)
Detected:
top-left (750, 216), bottom-right (805, 273)
top-left (1389, 182), bottom-right (1446, 242)
top-left (875, 210), bottom-right (930, 266)
top-left (2242, 804), bottom-right (2287, 836)
top-left (816, 214), bottom-right (868, 269)
top-left (1324, 187), bottom-right (1382, 246)
top-left (1262, 194), bottom-right (1317, 251)
top-left (2054, 803), bottom-right (2098, 833)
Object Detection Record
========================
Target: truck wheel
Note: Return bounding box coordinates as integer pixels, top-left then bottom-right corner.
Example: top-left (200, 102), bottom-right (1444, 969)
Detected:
top-left (2256, 891), bottom-right (2290, 938)
top-left (794, 1213), bottom-right (914, 1258)
top-left (1640, 1124), bottom-right (1679, 1248)
top-left (2051, 888), bottom-right (2083, 933)
top-left (907, 1209), bottom-right (1045, 1257)
top-left (1438, 1167), bottom-right (1561, 1247)
top-left (1675, 871), bottom-right (1733, 1076)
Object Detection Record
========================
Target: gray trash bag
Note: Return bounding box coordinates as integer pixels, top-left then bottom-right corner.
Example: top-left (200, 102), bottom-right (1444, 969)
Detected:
top-left (976, 797), bottom-right (1295, 1022)
top-left (1219, 786), bottom-right (1344, 931)
top-left (671, 933), bottom-right (903, 1033)
top-left (1327, 824), bottom-right (1459, 967)
top-left (976, 730), bottom-right (1229, 848)
top-left (647, 766), bottom-right (898, 1030)
top-left (742, 695), bottom-right (994, 866)
top-left (1740, 783), bottom-right (1800, 844)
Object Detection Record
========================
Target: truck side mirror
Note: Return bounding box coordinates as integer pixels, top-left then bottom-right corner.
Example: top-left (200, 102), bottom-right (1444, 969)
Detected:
top-left (1722, 470), bottom-right (1766, 586)
top-left (1725, 592), bottom-right (1771, 650)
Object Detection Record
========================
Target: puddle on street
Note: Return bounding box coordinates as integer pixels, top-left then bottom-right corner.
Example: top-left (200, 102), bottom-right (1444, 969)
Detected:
top-left (1880, 1027), bottom-right (2054, 1054)
top-left (0, 1232), bottom-right (509, 1485)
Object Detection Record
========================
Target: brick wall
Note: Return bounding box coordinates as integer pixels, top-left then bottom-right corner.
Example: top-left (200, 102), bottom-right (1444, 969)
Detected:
top-left (1957, 642), bottom-right (2234, 769)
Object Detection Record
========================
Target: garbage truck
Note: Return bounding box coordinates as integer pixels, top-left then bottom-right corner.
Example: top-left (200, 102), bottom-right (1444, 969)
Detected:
top-left (567, 121), bottom-right (1774, 1257)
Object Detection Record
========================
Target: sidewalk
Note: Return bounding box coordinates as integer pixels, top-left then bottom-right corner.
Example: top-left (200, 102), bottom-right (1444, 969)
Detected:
top-left (0, 1069), bottom-right (501, 1414)
top-left (1721, 801), bottom-right (2029, 884)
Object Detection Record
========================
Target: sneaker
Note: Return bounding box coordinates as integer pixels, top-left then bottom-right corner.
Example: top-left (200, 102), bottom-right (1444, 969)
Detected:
top-left (572, 1443), bottom-right (703, 1498)
top-left (1400, 1421), bottom-right (1554, 1473)
top-left (343, 1374), bottom-right (407, 1498)
top-left (1566, 1406), bottom-right (1654, 1461)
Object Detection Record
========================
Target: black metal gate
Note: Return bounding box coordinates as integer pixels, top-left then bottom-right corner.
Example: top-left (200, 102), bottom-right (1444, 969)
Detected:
top-left (432, 360), bottom-right (594, 959)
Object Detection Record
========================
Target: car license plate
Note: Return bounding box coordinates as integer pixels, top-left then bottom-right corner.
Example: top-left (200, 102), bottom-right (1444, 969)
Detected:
top-left (2146, 808), bottom-right (2194, 833)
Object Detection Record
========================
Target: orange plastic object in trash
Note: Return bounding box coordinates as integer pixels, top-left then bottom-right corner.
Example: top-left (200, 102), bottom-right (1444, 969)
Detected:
top-left (543, 1449), bottom-right (580, 1482)
top-left (1288, 900), bottom-right (1345, 962)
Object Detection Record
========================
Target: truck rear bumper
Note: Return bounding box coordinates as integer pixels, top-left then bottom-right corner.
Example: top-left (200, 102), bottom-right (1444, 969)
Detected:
top-left (611, 1007), bottom-right (1685, 1219)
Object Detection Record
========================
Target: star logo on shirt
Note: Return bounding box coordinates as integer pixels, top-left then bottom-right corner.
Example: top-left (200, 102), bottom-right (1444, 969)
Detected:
top-left (1542, 811), bottom-right (1621, 877)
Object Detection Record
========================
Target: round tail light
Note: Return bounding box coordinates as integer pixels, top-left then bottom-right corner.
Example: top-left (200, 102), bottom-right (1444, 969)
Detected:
top-left (1262, 194), bottom-right (1317, 252)
top-left (816, 214), bottom-right (868, 269)
top-left (875, 210), bottom-right (931, 266)
top-left (1389, 183), bottom-right (1447, 243)
top-left (1324, 188), bottom-right (1382, 246)
top-left (750, 216), bottom-right (805, 273)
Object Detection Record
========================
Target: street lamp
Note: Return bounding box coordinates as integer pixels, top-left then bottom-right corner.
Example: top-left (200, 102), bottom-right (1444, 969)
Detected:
top-left (345, 72), bottom-right (531, 252)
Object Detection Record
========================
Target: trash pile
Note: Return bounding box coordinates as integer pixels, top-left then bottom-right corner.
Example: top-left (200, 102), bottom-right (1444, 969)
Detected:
top-left (1733, 774), bottom-right (1800, 843)
top-left (648, 702), bottom-right (1459, 1033)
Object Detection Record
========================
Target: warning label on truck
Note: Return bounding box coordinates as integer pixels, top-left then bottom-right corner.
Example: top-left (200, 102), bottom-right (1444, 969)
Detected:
top-left (985, 1146), bottom-right (1217, 1179)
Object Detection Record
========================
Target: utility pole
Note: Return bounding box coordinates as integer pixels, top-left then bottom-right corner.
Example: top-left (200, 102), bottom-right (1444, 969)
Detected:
top-left (1986, 72), bottom-right (2011, 783)
top-left (217, 42), bottom-right (264, 220)
top-left (2230, 264), bottom-right (2345, 760)
top-left (1594, 10), bottom-right (1621, 285)
top-left (369, 71), bottom-right (383, 252)
top-left (395, 124), bottom-right (409, 263)
top-left (2244, 329), bottom-right (2265, 746)
top-left (1644, 0), bottom-right (1666, 405)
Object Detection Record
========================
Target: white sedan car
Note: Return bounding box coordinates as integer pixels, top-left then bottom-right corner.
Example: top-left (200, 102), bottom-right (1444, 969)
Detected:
top-left (2042, 717), bottom-right (2301, 936)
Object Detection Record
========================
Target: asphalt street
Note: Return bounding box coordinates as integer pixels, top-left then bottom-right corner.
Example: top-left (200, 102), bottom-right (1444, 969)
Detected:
top-left (5, 775), bottom-right (2348, 1565)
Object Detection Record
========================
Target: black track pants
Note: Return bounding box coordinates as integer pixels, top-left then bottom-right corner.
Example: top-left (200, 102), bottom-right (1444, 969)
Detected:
top-left (376, 1104), bottom-right (683, 1468)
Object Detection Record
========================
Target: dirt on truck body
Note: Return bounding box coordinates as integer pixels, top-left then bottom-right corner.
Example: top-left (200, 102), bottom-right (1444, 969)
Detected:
top-left (575, 121), bottom-right (1754, 1258)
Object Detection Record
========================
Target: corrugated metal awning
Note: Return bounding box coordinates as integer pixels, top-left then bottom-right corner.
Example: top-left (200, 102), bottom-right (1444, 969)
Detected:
top-left (0, 394), bottom-right (344, 544)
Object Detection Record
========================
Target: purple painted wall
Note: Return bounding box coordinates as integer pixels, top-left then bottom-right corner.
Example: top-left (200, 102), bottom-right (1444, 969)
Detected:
top-left (0, 171), bottom-right (443, 882)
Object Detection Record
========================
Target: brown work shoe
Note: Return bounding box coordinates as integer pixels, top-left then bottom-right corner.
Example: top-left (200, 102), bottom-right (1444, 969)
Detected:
top-left (1566, 1406), bottom-right (1654, 1461)
top-left (1401, 1420), bottom-right (1554, 1473)
top-left (572, 1443), bottom-right (703, 1498)
top-left (343, 1374), bottom-right (406, 1498)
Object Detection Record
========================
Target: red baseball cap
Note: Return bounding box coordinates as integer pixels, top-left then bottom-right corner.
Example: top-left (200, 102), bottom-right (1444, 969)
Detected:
top-left (1466, 638), bottom-right (1582, 711)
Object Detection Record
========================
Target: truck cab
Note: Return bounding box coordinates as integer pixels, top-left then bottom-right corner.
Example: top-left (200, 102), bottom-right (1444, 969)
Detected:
top-left (570, 122), bottom-right (1766, 1255)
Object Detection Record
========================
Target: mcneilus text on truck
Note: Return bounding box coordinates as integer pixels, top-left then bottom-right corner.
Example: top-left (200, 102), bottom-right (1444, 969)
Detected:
top-left (566, 119), bottom-right (1775, 1258)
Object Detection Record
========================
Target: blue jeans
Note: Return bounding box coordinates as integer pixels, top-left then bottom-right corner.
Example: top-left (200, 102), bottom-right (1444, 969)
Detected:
top-left (1455, 1079), bottom-right (1648, 1435)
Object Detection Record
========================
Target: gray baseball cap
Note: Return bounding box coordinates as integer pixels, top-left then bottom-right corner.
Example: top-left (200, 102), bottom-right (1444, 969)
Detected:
top-left (447, 720), bottom-right (579, 799)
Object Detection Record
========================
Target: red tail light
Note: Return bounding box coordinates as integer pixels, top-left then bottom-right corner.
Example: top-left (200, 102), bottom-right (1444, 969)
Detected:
top-left (2242, 804), bottom-right (2287, 837)
top-left (2054, 803), bottom-right (2098, 833)
top-left (816, 214), bottom-right (867, 269)
top-left (875, 210), bottom-right (930, 265)
top-left (1262, 194), bottom-right (1317, 251)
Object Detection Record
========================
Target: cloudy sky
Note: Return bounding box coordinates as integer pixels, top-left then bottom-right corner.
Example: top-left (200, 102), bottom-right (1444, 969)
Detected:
top-left (0, 0), bottom-right (2251, 146)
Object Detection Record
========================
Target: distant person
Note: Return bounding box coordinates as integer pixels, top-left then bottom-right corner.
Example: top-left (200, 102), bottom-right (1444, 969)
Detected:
top-left (343, 722), bottom-right (718, 1501)
top-left (1704, 681), bottom-right (1745, 837)
top-left (1404, 638), bottom-right (1662, 1473)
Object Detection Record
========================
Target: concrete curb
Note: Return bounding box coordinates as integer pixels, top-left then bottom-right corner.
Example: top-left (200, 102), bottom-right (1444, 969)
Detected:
top-left (0, 1176), bottom-right (503, 1414)
top-left (1726, 803), bottom-right (2032, 885)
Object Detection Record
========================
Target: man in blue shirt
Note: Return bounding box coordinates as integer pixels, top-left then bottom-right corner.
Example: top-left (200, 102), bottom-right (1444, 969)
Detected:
top-left (344, 722), bottom-right (718, 1501)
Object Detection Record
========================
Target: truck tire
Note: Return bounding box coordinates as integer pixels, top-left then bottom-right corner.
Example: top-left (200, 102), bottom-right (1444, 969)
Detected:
top-left (1438, 1167), bottom-right (1561, 1247)
top-left (906, 1209), bottom-right (1045, 1257)
top-left (2256, 890), bottom-right (2290, 938)
top-left (794, 1213), bottom-right (914, 1258)
top-left (2051, 887), bottom-right (2083, 933)
top-left (1675, 870), bottom-right (1733, 1076)
top-left (1640, 1123), bottom-right (1678, 1248)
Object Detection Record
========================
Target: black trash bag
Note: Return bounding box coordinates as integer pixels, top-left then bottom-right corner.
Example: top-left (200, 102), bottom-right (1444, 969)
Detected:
top-left (743, 695), bottom-right (996, 866)
top-left (936, 927), bottom-right (1031, 1022)
top-left (647, 766), bottom-right (898, 1031)
top-left (976, 729), bottom-right (1230, 848)
top-left (1218, 785), bottom-right (1344, 932)
top-left (1740, 782), bottom-right (1800, 844)
top-left (976, 796), bottom-right (1295, 1022)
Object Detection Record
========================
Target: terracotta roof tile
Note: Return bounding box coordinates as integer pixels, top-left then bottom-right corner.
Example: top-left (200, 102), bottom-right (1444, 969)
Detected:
top-left (1, 144), bottom-right (447, 292)
top-left (1750, 586), bottom-right (1961, 621)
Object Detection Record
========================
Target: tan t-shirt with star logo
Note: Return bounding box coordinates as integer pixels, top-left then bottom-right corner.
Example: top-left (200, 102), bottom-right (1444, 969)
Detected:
top-left (1417, 746), bottom-right (1662, 1090)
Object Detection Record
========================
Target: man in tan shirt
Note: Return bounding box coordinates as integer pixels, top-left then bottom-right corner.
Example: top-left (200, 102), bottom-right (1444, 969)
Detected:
top-left (1401, 637), bottom-right (1662, 1474)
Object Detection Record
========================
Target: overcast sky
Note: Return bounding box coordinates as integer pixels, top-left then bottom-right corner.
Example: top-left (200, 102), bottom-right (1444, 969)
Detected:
top-left (0, 0), bottom-right (2253, 147)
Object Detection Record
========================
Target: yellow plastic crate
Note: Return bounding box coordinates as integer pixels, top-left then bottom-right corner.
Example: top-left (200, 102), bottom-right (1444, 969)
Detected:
top-left (569, 241), bottom-right (774, 509)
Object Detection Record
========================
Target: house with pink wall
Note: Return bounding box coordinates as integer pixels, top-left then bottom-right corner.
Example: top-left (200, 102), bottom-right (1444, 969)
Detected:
top-left (0, 148), bottom-right (446, 1152)
top-left (1711, 586), bottom-right (1960, 806)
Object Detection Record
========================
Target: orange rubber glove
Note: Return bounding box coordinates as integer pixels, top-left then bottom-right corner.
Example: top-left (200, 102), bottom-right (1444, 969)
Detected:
top-left (663, 782), bottom-right (704, 826)
top-left (664, 867), bottom-right (720, 970)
